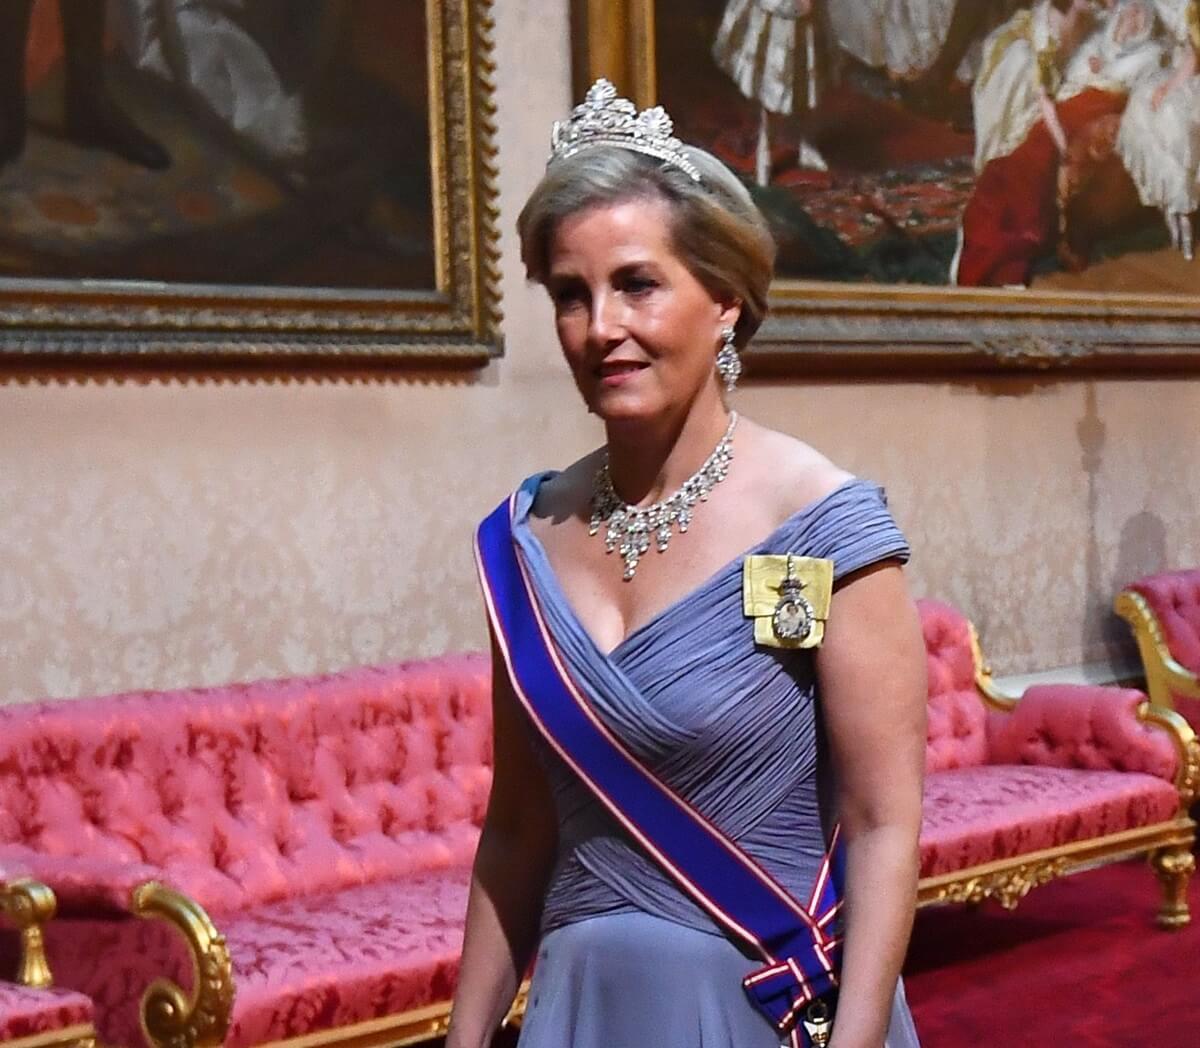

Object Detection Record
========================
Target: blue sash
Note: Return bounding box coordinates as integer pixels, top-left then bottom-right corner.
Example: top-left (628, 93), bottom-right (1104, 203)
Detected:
top-left (475, 496), bottom-right (846, 1042)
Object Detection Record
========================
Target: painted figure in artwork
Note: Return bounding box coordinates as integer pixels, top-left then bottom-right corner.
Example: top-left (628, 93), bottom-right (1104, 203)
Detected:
top-left (825, 0), bottom-right (958, 83)
top-left (712, 0), bottom-right (832, 184)
top-left (953, 0), bottom-right (1110, 286)
top-left (0, 0), bottom-right (170, 170)
top-left (1116, 0), bottom-right (1200, 258)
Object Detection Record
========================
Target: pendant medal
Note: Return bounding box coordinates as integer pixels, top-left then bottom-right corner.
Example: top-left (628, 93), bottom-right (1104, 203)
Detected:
top-left (771, 554), bottom-right (815, 643)
top-left (800, 999), bottom-right (833, 1046)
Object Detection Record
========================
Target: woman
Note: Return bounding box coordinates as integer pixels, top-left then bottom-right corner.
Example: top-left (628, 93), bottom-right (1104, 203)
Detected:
top-left (826, 0), bottom-right (958, 83)
top-left (954, 0), bottom-right (1117, 286)
top-left (1117, 0), bottom-right (1200, 258)
top-left (447, 80), bottom-right (926, 1048)
top-left (712, 0), bottom-right (833, 183)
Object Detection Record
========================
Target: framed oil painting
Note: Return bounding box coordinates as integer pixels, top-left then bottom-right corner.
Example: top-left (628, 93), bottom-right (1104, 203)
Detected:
top-left (0, 0), bottom-right (500, 370)
top-left (573, 0), bottom-right (1200, 374)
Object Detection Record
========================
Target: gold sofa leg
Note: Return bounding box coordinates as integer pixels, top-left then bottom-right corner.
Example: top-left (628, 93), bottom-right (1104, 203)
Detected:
top-left (2, 878), bottom-right (57, 989)
top-left (1150, 846), bottom-right (1195, 928)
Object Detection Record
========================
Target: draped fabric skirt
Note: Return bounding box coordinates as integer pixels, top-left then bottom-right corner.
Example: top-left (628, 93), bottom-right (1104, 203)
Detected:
top-left (517, 911), bottom-right (921, 1048)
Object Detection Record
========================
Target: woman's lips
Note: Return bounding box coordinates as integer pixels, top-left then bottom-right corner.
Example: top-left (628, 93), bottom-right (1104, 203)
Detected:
top-left (596, 360), bottom-right (648, 387)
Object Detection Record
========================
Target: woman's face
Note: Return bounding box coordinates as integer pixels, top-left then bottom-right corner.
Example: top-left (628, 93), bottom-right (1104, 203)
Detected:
top-left (1115, 2), bottom-right (1150, 43)
top-left (545, 196), bottom-right (739, 423)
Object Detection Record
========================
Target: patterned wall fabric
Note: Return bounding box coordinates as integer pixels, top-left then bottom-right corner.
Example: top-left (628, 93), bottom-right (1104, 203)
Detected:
top-left (2, 374), bottom-right (1195, 705)
top-left (1, 0), bottom-right (1197, 704)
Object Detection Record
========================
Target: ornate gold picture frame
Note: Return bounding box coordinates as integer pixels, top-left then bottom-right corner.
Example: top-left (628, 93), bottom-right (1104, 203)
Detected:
top-left (0, 0), bottom-right (500, 371)
top-left (573, 0), bottom-right (1200, 375)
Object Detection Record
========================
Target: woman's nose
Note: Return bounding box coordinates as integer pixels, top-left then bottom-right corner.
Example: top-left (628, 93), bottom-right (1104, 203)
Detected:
top-left (587, 292), bottom-right (624, 345)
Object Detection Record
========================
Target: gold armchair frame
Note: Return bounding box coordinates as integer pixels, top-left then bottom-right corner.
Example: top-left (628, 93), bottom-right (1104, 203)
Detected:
top-left (1115, 589), bottom-right (1200, 713)
top-left (0, 878), bottom-right (97, 1048)
top-left (915, 622), bottom-right (1197, 927)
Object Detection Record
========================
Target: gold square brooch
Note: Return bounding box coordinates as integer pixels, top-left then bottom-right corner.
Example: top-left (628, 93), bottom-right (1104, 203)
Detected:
top-left (742, 554), bottom-right (834, 649)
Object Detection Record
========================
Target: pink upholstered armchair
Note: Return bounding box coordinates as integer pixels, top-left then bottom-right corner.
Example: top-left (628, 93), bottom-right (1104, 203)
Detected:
top-left (0, 871), bottom-right (96, 1048)
top-left (1116, 569), bottom-right (1200, 733)
top-left (916, 600), bottom-right (1197, 926)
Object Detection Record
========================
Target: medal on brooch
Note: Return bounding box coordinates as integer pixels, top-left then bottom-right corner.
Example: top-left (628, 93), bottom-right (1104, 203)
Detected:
top-left (742, 553), bottom-right (833, 650)
top-left (772, 554), bottom-right (815, 644)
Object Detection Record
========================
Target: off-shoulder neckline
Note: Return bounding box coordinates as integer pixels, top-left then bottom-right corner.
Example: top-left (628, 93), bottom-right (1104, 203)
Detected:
top-left (514, 474), bottom-right (876, 661)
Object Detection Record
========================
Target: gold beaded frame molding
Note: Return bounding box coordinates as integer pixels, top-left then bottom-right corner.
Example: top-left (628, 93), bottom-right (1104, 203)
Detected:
top-left (573, 0), bottom-right (1200, 377)
top-left (0, 0), bottom-right (501, 373)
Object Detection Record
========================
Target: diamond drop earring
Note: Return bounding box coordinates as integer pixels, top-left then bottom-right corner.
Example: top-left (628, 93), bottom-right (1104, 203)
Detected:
top-left (715, 326), bottom-right (741, 394)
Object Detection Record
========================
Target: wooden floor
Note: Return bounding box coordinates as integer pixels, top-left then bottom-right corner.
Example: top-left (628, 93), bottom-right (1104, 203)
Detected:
top-left (1033, 244), bottom-right (1200, 295)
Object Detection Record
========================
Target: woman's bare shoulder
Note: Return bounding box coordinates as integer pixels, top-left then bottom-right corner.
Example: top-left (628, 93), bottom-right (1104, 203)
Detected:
top-left (529, 449), bottom-right (605, 525)
top-left (738, 420), bottom-right (856, 517)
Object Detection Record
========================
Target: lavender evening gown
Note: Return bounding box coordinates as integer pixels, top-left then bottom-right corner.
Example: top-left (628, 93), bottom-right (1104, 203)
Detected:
top-left (506, 474), bottom-right (922, 1048)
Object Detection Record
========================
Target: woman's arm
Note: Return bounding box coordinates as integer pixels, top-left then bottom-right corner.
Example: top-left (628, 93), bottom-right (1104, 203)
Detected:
top-left (815, 562), bottom-right (926, 1048)
top-left (445, 633), bottom-right (560, 1048)
top-left (1153, 44), bottom-right (1198, 111)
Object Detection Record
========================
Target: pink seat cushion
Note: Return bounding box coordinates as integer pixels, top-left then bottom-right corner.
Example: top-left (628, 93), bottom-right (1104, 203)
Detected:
top-left (0, 982), bottom-right (93, 1043)
top-left (39, 867), bottom-right (469, 1048)
top-left (1130, 569), bottom-right (1200, 675)
top-left (920, 765), bottom-right (1180, 878)
top-left (918, 599), bottom-right (989, 772)
top-left (224, 868), bottom-right (469, 1046)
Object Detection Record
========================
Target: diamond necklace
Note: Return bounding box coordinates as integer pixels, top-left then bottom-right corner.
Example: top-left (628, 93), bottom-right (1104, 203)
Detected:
top-left (589, 412), bottom-right (738, 581)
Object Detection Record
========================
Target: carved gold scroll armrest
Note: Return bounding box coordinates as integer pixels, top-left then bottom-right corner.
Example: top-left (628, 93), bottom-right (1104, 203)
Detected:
top-left (0, 877), bottom-right (57, 989)
top-left (1136, 703), bottom-right (1200, 811)
top-left (967, 622), bottom-right (1020, 712)
top-left (131, 882), bottom-right (234, 1048)
top-left (1115, 590), bottom-right (1200, 708)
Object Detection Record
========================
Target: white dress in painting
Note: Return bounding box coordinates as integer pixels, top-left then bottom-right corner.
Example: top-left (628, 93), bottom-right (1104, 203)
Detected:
top-left (825, 0), bottom-right (957, 80)
top-left (1059, 0), bottom-right (1165, 101)
top-left (713, 0), bottom-right (808, 114)
top-left (712, 0), bottom-right (828, 181)
top-left (110, 0), bottom-right (340, 163)
top-left (1116, 0), bottom-right (1200, 254)
top-left (971, 1), bottom-right (1058, 172)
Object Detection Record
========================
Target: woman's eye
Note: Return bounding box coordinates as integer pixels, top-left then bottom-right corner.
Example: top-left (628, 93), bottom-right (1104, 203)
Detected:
top-left (551, 285), bottom-right (585, 308)
top-left (622, 275), bottom-right (658, 295)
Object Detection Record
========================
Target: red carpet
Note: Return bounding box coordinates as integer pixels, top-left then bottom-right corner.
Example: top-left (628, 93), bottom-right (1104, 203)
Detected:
top-left (904, 859), bottom-right (1199, 1046)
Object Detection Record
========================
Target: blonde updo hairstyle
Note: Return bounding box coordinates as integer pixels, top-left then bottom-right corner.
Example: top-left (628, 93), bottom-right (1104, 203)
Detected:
top-left (517, 144), bottom-right (776, 350)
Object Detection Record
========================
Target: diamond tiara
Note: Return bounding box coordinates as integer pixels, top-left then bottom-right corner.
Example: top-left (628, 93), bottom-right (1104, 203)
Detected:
top-left (549, 78), bottom-right (702, 182)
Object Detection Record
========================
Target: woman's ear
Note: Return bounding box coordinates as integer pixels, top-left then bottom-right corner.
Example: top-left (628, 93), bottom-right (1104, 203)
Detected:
top-left (718, 297), bottom-right (743, 335)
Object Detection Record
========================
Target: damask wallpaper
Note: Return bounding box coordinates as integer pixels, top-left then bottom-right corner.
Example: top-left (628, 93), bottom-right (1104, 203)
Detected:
top-left (1, 0), bottom-right (1197, 705)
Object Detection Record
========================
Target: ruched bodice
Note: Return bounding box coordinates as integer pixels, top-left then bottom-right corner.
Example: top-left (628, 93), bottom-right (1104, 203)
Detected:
top-left (511, 475), bottom-right (910, 935)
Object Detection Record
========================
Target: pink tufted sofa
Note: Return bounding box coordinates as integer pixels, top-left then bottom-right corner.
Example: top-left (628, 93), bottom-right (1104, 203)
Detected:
top-left (1116, 569), bottom-right (1200, 733)
top-left (916, 599), bottom-right (1196, 923)
top-left (0, 656), bottom-right (494, 1048)
top-left (0, 871), bottom-right (97, 1048)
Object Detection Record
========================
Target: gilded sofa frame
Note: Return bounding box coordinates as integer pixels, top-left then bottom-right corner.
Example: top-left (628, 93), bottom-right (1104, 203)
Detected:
top-left (915, 624), bottom-right (1198, 925)
top-left (0, 878), bottom-right (97, 1048)
top-left (1115, 589), bottom-right (1200, 713)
